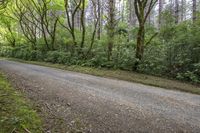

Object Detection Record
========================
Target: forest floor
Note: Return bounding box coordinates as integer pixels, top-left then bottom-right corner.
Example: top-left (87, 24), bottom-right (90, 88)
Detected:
top-left (0, 72), bottom-right (42, 133)
top-left (0, 59), bottom-right (200, 132)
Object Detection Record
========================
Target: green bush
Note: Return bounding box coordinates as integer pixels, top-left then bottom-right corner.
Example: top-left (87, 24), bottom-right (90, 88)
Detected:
top-left (45, 51), bottom-right (62, 63)
top-left (138, 45), bottom-right (167, 75)
top-left (13, 48), bottom-right (31, 60)
top-left (29, 50), bottom-right (45, 61)
top-left (0, 46), bottom-right (14, 57)
top-left (176, 71), bottom-right (199, 83)
top-left (45, 51), bottom-right (71, 64)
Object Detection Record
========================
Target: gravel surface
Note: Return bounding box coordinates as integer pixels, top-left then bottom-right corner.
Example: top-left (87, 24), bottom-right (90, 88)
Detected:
top-left (0, 60), bottom-right (200, 133)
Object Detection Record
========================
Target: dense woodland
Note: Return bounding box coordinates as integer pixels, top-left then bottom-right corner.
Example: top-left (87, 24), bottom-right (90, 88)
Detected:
top-left (0, 0), bottom-right (199, 83)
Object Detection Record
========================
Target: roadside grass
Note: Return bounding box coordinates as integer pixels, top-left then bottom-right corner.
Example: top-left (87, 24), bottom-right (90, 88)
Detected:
top-left (0, 72), bottom-right (43, 133)
top-left (2, 57), bottom-right (200, 95)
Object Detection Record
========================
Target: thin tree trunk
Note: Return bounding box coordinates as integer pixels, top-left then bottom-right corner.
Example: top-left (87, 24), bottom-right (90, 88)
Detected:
top-left (80, 0), bottom-right (86, 49)
top-left (180, 0), bottom-right (184, 21)
top-left (87, 0), bottom-right (101, 56)
top-left (175, 0), bottom-right (179, 24)
top-left (193, 0), bottom-right (197, 22)
top-left (97, 0), bottom-right (101, 40)
top-left (158, 0), bottom-right (163, 27)
top-left (107, 0), bottom-right (116, 61)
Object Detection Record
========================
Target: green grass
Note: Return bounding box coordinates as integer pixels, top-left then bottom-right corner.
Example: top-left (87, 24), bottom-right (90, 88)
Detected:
top-left (0, 72), bottom-right (43, 133)
top-left (2, 57), bottom-right (200, 95)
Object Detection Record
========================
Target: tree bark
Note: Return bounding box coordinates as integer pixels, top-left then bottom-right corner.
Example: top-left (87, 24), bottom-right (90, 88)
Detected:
top-left (136, 24), bottom-right (145, 62)
top-left (97, 0), bottom-right (101, 40)
top-left (80, 0), bottom-right (86, 49)
top-left (192, 0), bottom-right (197, 22)
top-left (64, 0), bottom-right (82, 49)
top-left (87, 0), bottom-right (100, 56)
top-left (158, 0), bottom-right (163, 27)
top-left (107, 0), bottom-right (116, 61)
top-left (133, 0), bottom-right (158, 70)
top-left (175, 0), bottom-right (179, 24)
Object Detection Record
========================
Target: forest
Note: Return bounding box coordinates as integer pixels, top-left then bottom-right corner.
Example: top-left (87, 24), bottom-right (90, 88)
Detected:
top-left (0, 0), bottom-right (200, 83)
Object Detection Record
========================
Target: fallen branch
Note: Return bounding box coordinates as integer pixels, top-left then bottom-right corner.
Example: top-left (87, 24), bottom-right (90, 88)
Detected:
top-left (11, 128), bottom-right (16, 133)
top-left (22, 126), bottom-right (32, 133)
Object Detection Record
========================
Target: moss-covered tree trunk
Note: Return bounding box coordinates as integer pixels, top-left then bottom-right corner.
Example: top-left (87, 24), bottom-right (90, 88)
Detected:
top-left (107, 0), bottom-right (116, 61)
top-left (133, 0), bottom-right (158, 70)
top-left (135, 24), bottom-right (145, 65)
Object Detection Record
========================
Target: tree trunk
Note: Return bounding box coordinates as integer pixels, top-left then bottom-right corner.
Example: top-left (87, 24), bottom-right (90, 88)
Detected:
top-left (193, 0), bottom-right (197, 22)
top-left (175, 0), bottom-right (179, 24)
top-left (180, 0), bottom-right (185, 21)
top-left (133, 0), bottom-right (158, 70)
top-left (158, 0), bottom-right (163, 27)
top-left (134, 24), bottom-right (145, 70)
top-left (80, 0), bottom-right (86, 49)
top-left (87, 0), bottom-right (101, 56)
top-left (128, 0), bottom-right (136, 26)
top-left (107, 0), bottom-right (116, 61)
top-left (97, 0), bottom-right (101, 40)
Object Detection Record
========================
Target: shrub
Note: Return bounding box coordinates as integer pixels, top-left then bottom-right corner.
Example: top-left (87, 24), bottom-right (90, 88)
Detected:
top-left (29, 50), bottom-right (44, 61)
top-left (13, 48), bottom-right (31, 60)
top-left (0, 46), bottom-right (14, 57)
top-left (45, 51), bottom-right (71, 64)
top-left (176, 71), bottom-right (199, 83)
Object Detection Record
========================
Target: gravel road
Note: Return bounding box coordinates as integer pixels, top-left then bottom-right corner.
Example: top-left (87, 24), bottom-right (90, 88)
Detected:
top-left (0, 60), bottom-right (200, 133)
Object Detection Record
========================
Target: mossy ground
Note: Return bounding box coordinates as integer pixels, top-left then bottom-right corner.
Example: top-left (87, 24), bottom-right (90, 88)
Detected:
top-left (0, 72), bottom-right (43, 133)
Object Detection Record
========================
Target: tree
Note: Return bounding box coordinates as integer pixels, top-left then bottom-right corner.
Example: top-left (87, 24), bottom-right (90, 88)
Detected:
top-left (106, 0), bottom-right (117, 61)
top-left (180, 0), bottom-right (186, 22)
top-left (80, 0), bottom-right (86, 49)
top-left (158, 0), bottom-right (163, 26)
top-left (175, 0), bottom-right (179, 24)
top-left (87, 0), bottom-right (101, 55)
top-left (133, 0), bottom-right (158, 70)
top-left (97, 0), bottom-right (101, 39)
top-left (128, 0), bottom-right (136, 26)
top-left (63, 0), bottom-right (82, 49)
top-left (14, 0), bottom-right (38, 49)
top-left (192, 0), bottom-right (197, 22)
top-left (0, 16), bottom-right (17, 47)
top-left (14, 0), bottom-right (60, 50)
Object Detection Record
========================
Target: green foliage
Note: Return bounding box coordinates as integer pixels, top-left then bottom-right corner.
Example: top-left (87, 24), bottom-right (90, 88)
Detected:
top-left (177, 71), bottom-right (199, 83)
top-left (138, 45), bottom-right (167, 74)
top-left (0, 46), bottom-right (14, 57)
top-left (162, 21), bottom-right (200, 82)
top-left (0, 1), bottom-right (200, 84)
top-left (0, 73), bottom-right (42, 133)
top-left (45, 51), bottom-right (70, 64)
top-left (13, 47), bottom-right (31, 60)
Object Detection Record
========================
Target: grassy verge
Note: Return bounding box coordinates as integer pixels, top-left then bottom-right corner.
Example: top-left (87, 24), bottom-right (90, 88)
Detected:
top-left (0, 72), bottom-right (43, 133)
top-left (2, 57), bottom-right (200, 95)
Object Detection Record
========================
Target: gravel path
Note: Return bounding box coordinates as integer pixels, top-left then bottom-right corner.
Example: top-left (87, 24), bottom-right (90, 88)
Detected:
top-left (0, 60), bottom-right (200, 133)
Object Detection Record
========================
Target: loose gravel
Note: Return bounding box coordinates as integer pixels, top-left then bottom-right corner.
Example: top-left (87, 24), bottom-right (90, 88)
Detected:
top-left (0, 60), bottom-right (200, 133)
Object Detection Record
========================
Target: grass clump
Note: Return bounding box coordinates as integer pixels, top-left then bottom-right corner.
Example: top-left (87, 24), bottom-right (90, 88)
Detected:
top-left (0, 72), bottom-right (43, 133)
